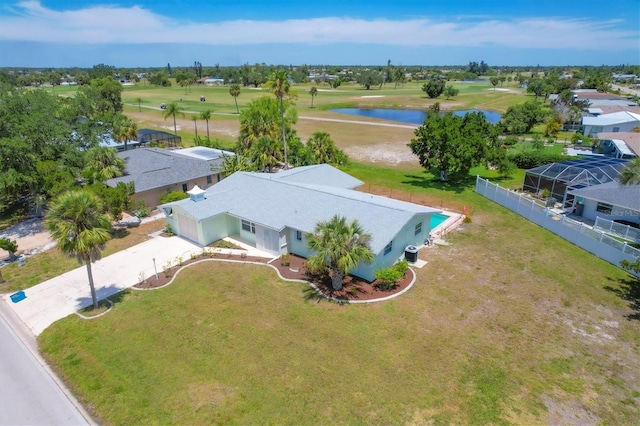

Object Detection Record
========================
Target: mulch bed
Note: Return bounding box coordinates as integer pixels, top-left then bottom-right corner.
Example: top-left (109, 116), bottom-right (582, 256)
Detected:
top-left (134, 253), bottom-right (414, 302)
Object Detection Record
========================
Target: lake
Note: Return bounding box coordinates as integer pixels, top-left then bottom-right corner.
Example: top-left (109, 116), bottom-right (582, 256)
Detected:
top-left (329, 108), bottom-right (502, 125)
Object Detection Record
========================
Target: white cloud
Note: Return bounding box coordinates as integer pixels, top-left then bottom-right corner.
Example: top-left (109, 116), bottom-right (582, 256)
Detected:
top-left (0, 1), bottom-right (637, 51)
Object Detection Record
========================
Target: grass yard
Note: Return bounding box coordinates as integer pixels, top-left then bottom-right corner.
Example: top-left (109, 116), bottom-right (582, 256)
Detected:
top-left (39, 190), bottom-right (640, 424)
top-left (0, 219), bottom-right (165, 293)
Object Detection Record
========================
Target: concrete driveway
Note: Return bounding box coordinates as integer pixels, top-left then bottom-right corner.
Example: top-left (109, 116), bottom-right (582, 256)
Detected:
top-left (2, 236), bottom-right (202, 336)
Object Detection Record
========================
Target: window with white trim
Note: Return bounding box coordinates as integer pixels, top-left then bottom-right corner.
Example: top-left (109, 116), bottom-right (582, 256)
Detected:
top-left (384, 241), bottom-right (393, 256)
top-left (241, 219), bottom-right (256, 234)
top-left (206, 175), bottom-right (212, 184)
top-left (415, 222), bottom-right (422, 235)
top-left (296, 230), bottom-right (302, 241)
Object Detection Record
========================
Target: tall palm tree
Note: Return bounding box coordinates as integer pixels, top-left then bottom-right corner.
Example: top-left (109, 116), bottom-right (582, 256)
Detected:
top-left (619, 157), bottom-right (640, 185)
top-left (264, 70), bottom-right (297, 169)
top-left (229, 84), bottom-right (241, 114)
top-left (134, 97), bottom-right (143, 112)
top-left (113, 116), bottom-right (137, 151)
top-left (45, 190), bottom-right (112, 309)
top-left (309, 86), bottom-right (318, 108)
top-left (163, 101), bottom-right (185, 136)
top-left (192, 115), bottom-right (198, 138)
top-left (83, 146), bottom-right (125, 182)
top-left (306, 215), bottom-right (374, 290)
top-left (199, 109), bottom-right (211, 140)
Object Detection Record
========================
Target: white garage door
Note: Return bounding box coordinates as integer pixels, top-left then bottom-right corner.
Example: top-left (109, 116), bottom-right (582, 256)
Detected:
top-left (177, 215), bottom-right (199, 243)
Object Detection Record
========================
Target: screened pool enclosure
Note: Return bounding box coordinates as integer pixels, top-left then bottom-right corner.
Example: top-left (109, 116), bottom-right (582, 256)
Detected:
top-left (522, 157), bottom-right (628, 207)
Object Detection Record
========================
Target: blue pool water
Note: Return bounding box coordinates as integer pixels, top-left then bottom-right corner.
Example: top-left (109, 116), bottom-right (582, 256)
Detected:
top-left (430, 213), bottom-right (450, 230)
top-left (330, 108), bottom-right (502, 125)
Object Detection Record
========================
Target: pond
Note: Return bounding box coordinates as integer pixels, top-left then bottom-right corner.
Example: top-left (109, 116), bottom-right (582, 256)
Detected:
top-left (329, 108), bottom-right (502, 125)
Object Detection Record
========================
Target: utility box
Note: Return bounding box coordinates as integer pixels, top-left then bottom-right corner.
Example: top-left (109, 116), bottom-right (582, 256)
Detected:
top-left (404, 245), bottom-right (419, 263)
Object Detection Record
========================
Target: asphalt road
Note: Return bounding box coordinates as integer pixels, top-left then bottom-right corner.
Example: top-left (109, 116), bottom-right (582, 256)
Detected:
top-left (0, 315), bottom-right (89, 426)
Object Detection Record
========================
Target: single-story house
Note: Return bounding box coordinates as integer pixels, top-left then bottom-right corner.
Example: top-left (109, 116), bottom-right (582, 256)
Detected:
top-left (160, 164), bottom-right (441, 282)
top-left (569, 181), bottom-right (640, 225)
top-left (582, 111), bottom-right (640, 136)
top-left (106, 147), bottom-right (233, 209)
top-left (597, 132), bottom-right (640, 158)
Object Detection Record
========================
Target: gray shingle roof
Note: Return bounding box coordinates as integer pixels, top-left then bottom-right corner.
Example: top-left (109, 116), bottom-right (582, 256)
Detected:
top-left (570, 181), bottom-right (640, 212)
top-left (105, 148), bottom-right (226, 192)
top-left (163, 168), bottom-right (440, 254)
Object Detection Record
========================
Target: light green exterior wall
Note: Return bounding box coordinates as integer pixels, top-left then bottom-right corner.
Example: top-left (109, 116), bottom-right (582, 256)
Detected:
top-left (200, 214), bottom-right (229, 245)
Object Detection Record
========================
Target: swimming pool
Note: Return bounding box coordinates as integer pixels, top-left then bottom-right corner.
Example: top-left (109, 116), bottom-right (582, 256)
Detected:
top-left (430, 213), bottom-right (450, 231)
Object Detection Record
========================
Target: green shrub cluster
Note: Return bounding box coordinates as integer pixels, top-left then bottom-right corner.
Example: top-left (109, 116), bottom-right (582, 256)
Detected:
top-left (375, 260), bottom-right (409, 291)
top-left (159, 190), bottom-right (188, 205)
top-left (507, 151), bottom-right (572, 169)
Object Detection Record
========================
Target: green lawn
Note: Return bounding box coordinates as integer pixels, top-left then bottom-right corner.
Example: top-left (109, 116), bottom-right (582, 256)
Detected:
top-left (38, 165), bottom-right (640, 425)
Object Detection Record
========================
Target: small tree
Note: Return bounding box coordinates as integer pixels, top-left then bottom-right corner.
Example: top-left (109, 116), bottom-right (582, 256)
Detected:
top-left (0, 238), bottom-right (18, 261)
top-left (443, 85), bottom-right (459, 100)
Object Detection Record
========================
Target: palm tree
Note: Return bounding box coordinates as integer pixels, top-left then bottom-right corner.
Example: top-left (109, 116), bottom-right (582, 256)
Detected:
top-left (45, 190), bottom-right (112, 309)
top-left (83, 146), bottom-right (125, 182)
top-left (264, 70), bottom-right (297, 169)
top-left (163, 101), bottom-right (185, 136)
top-left (192, 115), bottom-right (198, 138)
top-left (221, 153), bottom-right (255, 176)
top-left (306, 215), bottom-right (374, 290)
top-left (113, 116), bottom-right (137, 151)
top-left (307, 132), bottom-right (337, 164)
top-left (229, 84), bottom-right (241, 114)
top-left (619, 157), bottom-right (640, 185)
top-left (309, 86), bottom-right (318, 108)
top-left (248, 136), bottom-right (282, 172)
top-left (199, 109), bottom-right (211, 140)
top-left (134, 97), bottom-right (143, 112)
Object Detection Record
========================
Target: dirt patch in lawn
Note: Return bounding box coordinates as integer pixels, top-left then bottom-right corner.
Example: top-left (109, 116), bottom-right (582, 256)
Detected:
top-left (134, 253), bottom-right (413, 303)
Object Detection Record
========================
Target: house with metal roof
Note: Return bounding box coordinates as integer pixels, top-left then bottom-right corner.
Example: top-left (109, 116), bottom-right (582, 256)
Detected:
top-left (568, 181), bottom-right (640, 225)
top-left (582, 111), bottom-right (640, 136)
top-left (597, 132), bottom-right (640, 158)
top-left (160, 164), bottom-right (441, 281)
top-left (106, 147), bottom-right (233, 208)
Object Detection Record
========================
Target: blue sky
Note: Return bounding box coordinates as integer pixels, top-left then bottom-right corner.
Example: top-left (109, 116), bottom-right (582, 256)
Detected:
top-left (0, 0), bottom-right (638, 68)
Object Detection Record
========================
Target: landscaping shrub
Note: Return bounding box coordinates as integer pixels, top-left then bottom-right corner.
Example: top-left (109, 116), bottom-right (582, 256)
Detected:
top-left (507, 151), bottom-right (572, 169)
top-left (159, 190), bottom-right (188, 204)
top-left (375, 260), bottom-right (408, 291)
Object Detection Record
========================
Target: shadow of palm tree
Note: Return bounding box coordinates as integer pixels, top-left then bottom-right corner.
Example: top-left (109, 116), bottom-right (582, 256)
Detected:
top-left (302, 286), bottom-right (325, 303)
top-left (75, 284), bottom-right (130, 311)
top-left (604, 275), bottom-right (640, 321)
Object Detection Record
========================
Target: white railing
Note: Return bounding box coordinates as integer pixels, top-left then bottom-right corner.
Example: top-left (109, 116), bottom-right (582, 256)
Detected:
top-left (594, 217), bottom-right (640, 244)
top-left (475, 176), bottom-right (640, 277)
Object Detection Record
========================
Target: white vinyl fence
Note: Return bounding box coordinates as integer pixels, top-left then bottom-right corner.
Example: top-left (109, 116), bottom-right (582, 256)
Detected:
top-left (594, 217), bottom-right (640, 244)
top-left (475, 176), bottom-right (640, 277)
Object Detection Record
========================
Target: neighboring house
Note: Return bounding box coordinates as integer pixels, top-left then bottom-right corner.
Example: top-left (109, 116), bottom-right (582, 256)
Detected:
top-left (523, 157), bottom-right (629, 206)
top-left (106, 147), bottom-right (233, 209)
top-left (597, 132), bottom-right (640, 158)
top-left (569, 181), bottom-right (640, 225)
top-left (160, 164), bottom-right (441, 281)
top-left (582, 111), bottom-right (640, 136)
